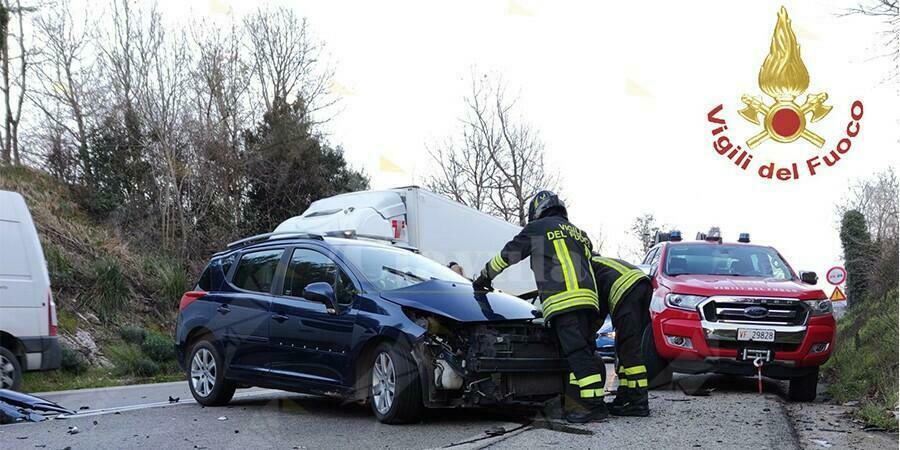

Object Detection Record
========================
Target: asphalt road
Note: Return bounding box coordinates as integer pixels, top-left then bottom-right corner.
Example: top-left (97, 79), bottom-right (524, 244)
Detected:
top-left (1, 372), bottom-right (895, 449)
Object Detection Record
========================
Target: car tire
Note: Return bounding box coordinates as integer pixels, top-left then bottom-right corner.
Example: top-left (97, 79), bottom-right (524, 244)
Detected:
top-left (187, 340), bottom-right (236, 406)
top-left (369, 342), bottom-right (423, 424)
top-left (641, 324), bottom-right (673, 389)
top-left (788, 367), bottom-right (818, 402)
top-left (0, 346), bottom-right (23, 391)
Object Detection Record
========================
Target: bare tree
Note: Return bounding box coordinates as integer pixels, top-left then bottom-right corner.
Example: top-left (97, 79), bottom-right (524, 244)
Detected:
top-left (29, 0), bottom-right (99, 177)
top-left (131, 6), bottom-right (194, 257)
top-left (243, 7), bottom-right (335, 119)
top-left (845, 0), bottom-right (899, 80)
top-left (631, 214), bottom-right (660, 257)
top-left (836, 167), bottom-right (899, 244)
top-left (427, 73), bottom-right (560, 226)
top-left (0, 0), bottom-right (35, 165)
top-left (186, 19), bottom-right (253, 239)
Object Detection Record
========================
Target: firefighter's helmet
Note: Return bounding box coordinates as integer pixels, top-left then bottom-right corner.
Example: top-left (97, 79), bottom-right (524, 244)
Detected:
top-left (527, 190), bottom-right (567, 223)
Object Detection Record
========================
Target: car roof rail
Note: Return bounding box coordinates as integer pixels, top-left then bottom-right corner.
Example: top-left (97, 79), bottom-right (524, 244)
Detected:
top-left (226, 231), bottom-right (323, 250)
top-left (323, 230), bottom-right (420, 253)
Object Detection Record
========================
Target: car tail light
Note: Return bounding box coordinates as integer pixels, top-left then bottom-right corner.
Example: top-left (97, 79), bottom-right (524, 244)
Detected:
top-left (48, 290), bottom-right (58, 336)
top-left (179, 291), bottom-right (207, 311)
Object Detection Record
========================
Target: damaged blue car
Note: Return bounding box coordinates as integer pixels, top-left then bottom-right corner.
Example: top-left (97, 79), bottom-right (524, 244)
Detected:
top-left (175, 232), bottom-right (568, 424)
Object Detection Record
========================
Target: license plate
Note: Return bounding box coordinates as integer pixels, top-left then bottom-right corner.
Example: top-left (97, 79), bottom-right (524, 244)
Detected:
top-left (737, 328), bottom-right (775, 342)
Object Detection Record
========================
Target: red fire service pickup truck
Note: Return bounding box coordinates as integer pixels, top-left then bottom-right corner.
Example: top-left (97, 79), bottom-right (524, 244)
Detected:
top-left (639, 229), bottom-right (835, 401)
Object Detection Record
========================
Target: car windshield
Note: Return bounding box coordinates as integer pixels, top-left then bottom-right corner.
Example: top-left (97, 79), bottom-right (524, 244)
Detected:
top-left (664, 244), bottom-right (794, 280)
top-left (335, 244), bottom-right (470, 291)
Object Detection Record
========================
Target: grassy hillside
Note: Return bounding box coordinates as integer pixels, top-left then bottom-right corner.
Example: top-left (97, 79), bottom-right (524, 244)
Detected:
top-left (0, 166), bottom-right (186, 390)
top-left (824, 289), bottom-right (899, 430)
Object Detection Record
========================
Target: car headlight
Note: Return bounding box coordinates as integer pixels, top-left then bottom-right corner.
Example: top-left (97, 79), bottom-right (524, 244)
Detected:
top-left (665, 293), bottom-right (707, 311)
top-left (803, 299), bottom-right (833, 316)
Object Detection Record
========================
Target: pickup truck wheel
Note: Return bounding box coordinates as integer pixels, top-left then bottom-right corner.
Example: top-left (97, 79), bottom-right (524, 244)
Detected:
top-left (641, 324), bottom-right (672, 389)
top-left (187, 340), bottom-right (236, 406)
top-left (0, 347), bottom-right (22, 391)
top-left (370, 342), bottom-right (423, 424)
top-left (788, 368), bottom-right (819, 402)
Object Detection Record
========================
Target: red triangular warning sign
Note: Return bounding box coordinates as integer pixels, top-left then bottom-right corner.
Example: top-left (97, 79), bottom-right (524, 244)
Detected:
top-left (830, 286), bottom-right (846, 301)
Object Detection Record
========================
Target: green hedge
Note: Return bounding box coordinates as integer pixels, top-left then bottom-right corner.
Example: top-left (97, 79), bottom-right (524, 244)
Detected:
top-left (824, 288), bottom-right (899, 430)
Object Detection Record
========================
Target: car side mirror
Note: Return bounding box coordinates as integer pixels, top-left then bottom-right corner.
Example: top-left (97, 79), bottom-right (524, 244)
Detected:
top-left (303, 282), bottom-right (339, 314)
top-left (638, 264), bottom-right (656, 277)
top-left (799, 271), bottom-right (818, 285)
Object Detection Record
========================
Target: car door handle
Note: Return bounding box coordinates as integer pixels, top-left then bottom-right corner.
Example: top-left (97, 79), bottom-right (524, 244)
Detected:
top-left (271, 314), bottom-right (289, 323)
top-left (216, 305), bottom-right (231, 314)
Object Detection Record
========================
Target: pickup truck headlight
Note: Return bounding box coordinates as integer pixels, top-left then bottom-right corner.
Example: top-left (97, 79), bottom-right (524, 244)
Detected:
top-left (803, 299), bottom-right (833, 316)
top-left (665, 293), bottom-right (707, 311)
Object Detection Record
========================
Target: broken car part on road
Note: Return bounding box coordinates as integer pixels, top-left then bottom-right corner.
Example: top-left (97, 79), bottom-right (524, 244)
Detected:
top-left (0, 389), bottom-right (72, 424)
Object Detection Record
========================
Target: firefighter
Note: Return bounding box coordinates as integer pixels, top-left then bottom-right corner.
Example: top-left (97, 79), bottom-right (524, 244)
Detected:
top-left (590, 255), bottom-right (652, 417)
top-left (472, 191), bottom-right (607, 423)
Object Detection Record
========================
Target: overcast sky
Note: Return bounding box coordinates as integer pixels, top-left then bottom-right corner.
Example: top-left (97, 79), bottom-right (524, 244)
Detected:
top-left (167, 1), bottom-right (898, 276)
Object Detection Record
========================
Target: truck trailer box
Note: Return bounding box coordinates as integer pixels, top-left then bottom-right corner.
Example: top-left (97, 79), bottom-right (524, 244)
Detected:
top-left (274, 187), bottom-right (537, 296)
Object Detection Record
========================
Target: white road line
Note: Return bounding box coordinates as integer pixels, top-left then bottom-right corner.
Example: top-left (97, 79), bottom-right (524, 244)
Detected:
top-left (54, 388), bottom-right (284, 419)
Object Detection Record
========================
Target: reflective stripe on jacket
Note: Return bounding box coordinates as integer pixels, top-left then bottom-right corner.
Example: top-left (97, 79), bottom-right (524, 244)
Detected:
top-left (590, 256), bottom-right (650, 313)
top-left (481, 214), bottom-right (598, 321)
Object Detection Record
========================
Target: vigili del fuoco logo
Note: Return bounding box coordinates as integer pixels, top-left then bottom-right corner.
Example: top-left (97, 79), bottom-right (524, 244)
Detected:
top-left (706, 6), bottom-right (864, 181)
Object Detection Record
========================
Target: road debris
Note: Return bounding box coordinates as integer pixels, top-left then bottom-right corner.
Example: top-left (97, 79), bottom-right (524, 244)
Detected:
top-left (808, 438), bottom-right (833, 448)
top-left (217, 416), bottom-right (227, 421)
top-left (168, 396), bottom-right (180, 403)
top-left (0, 389), bottom-right (74, 424)
top-left (67, 426), bottom-right (80, 435)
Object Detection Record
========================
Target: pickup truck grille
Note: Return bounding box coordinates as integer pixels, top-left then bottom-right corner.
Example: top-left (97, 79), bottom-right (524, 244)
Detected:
top-left (700, 297), bottom-right (808, 326)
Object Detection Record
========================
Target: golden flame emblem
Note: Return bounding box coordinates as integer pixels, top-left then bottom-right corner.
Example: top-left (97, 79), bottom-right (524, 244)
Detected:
top-left (739, 7), bottom-right (831, 148)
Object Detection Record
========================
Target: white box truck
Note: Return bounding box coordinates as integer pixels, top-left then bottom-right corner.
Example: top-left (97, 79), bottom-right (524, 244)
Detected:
top-left (274, 187), bottom-right (537, 296)
top-left (0, 190), bottom-right (61, 390)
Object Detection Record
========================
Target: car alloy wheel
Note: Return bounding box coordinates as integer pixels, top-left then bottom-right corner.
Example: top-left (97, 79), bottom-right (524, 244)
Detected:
top-left (0, 354), bottom-right (15, 389)
top-left (191, 348), bottom-right (217, 397)
top-left (372, 352), bottom-right (396, 414)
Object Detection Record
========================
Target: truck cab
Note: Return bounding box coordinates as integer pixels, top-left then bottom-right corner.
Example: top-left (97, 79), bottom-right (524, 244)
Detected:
top-left (639, 230), bottom-right (835, 401)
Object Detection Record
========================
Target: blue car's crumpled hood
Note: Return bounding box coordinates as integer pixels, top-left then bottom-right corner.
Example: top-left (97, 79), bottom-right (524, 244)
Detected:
top-left (379, 279), bottom-right (540, 323)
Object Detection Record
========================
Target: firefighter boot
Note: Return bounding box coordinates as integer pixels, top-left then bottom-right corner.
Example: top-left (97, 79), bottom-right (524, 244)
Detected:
top-left (608, 387), bottom-right (630, 409)
top-left (609, 388), bottom-right (649, 417)
top-left (565, 401), bottom-right (609, 424)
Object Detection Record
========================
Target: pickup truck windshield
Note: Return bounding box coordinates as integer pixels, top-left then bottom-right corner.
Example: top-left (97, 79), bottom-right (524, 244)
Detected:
top-left (664, 244), bottom-right (793, 280)
top-left (337, 245), bottom-right (470, 291)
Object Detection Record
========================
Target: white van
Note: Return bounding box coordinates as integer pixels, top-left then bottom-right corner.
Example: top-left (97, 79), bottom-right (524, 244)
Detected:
top-left (275, 187), bottom-right (539, 296)
top-left (0, 190), bottom-right (60, 390)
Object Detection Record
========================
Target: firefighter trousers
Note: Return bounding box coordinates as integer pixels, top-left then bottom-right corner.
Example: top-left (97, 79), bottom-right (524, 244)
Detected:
top-left (553, 309), bottom-right (606, 406)
top-left (612, 283), bottom-right (652, 390)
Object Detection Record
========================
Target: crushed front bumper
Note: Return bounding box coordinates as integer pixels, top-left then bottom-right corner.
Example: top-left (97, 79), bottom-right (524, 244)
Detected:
top-left (415, 322), bottom-right (568, 408)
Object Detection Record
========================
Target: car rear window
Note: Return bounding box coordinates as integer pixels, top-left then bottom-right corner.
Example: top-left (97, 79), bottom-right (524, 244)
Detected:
top-left (195, 266), bottom-right (211, 291)
top-left (231, 249), bottom-right (284, 293)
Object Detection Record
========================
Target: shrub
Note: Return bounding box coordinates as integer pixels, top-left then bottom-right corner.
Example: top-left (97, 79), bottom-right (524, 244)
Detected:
top-left (119, 325), bottom-right (148, 344)
top-left (156, 260), bottom-right (188, 308)
top-left (60, 345), bottom-right (88, 374)
top-left (132, 358), bottom-right (160, 377)
top-left (56, 310), bottom-right (78, 333)
top-left (141, 331), bottom-right (175, 363)
top-left (824, 288), bottom-right (899, 430)
top-left (108, 344), bottom-right (159, 377)
top-left (44, 244), bottom-right (74, 287)
top-left (88, 258), bottom-right (130, 320)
